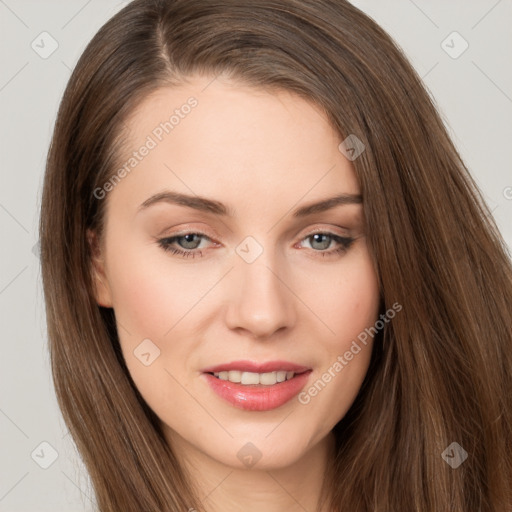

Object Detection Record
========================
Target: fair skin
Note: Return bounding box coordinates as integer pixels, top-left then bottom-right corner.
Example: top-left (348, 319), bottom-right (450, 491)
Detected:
top-left (90, 75), bottom-right (380, 511)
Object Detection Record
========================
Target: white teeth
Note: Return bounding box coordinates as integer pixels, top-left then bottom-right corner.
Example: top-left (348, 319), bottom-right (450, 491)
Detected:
top-left (276, 371), bottom-right (287, 383)
top-left (259, 372), bottom-right (277, 385)
top-left (241, 372), bottom-right (260, 385)
top-left (228, 370), bottom-right (242, 383)
top-left (212, 370), bottom-right (296, 385)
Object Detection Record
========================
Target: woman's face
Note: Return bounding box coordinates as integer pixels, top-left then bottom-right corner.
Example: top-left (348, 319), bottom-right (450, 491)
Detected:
top-left (92, 75), bottom-right (380, 470)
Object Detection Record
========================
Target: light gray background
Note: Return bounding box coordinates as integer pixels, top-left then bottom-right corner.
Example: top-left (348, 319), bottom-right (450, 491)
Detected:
top-left (1, 1), bottom-right (511, 510)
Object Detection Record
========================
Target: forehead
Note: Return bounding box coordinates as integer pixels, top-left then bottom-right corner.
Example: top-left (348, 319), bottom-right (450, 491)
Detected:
top-left (108, 76), bottom-right (360, 215)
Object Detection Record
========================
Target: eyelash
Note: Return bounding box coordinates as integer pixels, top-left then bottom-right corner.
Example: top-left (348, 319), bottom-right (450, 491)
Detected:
top-left (157, 231), bottom-right (355, 259)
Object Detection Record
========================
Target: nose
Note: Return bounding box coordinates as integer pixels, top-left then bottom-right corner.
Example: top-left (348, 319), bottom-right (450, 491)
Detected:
top-left (224, 253), bottom-right (297, 339)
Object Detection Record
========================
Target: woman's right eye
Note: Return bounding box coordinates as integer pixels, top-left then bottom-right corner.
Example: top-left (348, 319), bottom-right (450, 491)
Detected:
top-left (157, 233), bottom-right (212, 258)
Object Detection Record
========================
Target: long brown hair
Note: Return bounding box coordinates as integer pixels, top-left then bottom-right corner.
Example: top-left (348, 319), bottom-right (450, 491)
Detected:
top-left (39, 0), bottom-right (512, 510)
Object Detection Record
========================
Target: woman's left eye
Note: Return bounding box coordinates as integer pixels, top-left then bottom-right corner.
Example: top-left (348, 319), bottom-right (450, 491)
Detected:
top-left (298, 233), bottom-right (355, 255)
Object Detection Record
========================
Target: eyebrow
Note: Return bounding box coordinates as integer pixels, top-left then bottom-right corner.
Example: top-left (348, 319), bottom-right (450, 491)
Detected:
top-left (138, 191), bottom-right (230, 215)
top-left (137, 190), bottom-right (362, 217)
top-left (292, 193), bottom-right (362, 217)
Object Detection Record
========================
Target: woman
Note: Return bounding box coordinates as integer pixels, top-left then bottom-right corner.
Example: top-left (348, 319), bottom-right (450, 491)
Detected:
top-left (39, 0), bottom-right (512, 510)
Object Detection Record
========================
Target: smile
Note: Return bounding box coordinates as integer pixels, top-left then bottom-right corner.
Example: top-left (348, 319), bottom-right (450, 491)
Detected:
top-left (201, 360), bottom-right (312, 411)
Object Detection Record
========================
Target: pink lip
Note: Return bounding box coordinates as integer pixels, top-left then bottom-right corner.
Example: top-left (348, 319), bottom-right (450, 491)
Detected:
top-left (201, 360), bottom-right (312, 412)
top-left (201, 360), bottom-right (311, 374)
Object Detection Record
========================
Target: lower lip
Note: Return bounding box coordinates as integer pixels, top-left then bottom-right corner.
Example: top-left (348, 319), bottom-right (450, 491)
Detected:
top-left (202, 371), bottom-right (312, 411)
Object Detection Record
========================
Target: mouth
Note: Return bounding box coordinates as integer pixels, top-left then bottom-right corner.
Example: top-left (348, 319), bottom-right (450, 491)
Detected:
top-left (201, 360), bottom-right (312, 411)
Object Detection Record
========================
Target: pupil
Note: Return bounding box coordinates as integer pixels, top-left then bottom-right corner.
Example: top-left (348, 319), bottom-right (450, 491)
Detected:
top-left (311, 234), bottom-right (331, 250)
top-left (179, 234), bottom-right (201, 249)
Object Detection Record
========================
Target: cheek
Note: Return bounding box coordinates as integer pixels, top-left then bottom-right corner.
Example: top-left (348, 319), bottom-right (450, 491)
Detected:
top-left (106, 244), bottom-right (211, 339)
top-left (104, 243), bottom-right (223, 393)
top-left (294, 251), bottom-right (380, 423)
top-left (329, 254), bottom-right (380, 375)
top-left (105, 248), bottom-right (201, 408)
top-left (297, 248), bottom-right (380, 347)
top-left (110, 267), bottom-right (170, 340)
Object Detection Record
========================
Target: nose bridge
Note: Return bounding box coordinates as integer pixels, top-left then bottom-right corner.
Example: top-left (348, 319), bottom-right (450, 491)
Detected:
top-left (225, 243), bottom-right (296, 338)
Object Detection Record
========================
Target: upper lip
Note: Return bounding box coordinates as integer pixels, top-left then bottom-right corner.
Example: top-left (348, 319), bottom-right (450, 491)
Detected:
top-left (201, 360), bottom-right (311, 374)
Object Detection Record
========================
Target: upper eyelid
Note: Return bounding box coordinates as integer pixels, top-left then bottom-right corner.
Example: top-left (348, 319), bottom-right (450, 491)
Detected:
top-left (165, 231), bottom-right (213, 239)
top-left (160, 222), bottom-right (351, 239)
top-left (158, 220), bottom-right (222, 238)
